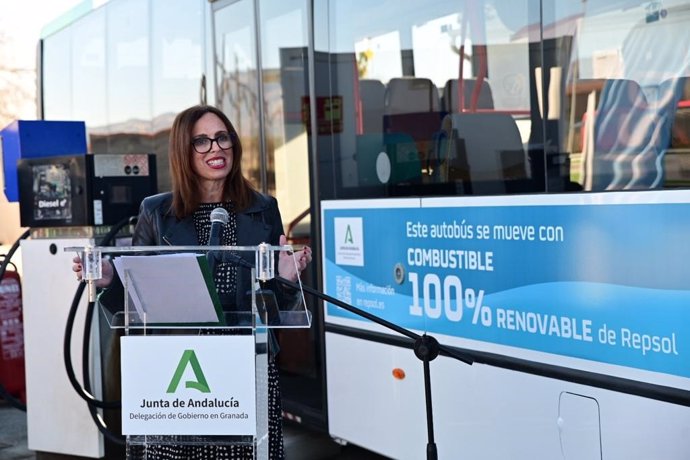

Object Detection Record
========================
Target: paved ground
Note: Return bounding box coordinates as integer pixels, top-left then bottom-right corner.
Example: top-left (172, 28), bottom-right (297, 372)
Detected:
top-left (0, 404), bottom-right (33, 460)
top-left (0, 402), bottom-right (388, 460)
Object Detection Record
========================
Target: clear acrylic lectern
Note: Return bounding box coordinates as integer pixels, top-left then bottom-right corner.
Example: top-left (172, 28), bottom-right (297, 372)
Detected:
top-left (66, 243), bottom-right (311, 460)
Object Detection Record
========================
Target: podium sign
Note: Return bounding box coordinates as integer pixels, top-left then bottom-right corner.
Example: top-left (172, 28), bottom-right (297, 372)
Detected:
top-left (120, 335), bottom-right (256, 436)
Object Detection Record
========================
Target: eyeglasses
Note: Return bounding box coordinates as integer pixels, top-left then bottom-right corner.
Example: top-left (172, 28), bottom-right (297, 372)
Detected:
top-left (191, 133), bottom-right (233, 154)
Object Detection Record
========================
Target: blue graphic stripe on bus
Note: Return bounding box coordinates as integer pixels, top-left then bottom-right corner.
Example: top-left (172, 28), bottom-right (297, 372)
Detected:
top-left (323, 202), bottom-right (690, 380)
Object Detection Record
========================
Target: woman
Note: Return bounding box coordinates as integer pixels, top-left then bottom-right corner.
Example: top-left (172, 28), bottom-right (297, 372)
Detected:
top-left (73, 105), bottom-right (311, 459)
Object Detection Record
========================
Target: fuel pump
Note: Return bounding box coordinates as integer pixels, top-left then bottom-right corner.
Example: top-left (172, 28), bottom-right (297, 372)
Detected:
top-left (1, 119), bottom-right (157, 458)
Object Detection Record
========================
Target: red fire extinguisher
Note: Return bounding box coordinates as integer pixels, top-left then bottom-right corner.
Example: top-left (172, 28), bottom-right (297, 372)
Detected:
top-left (0, 255), bottom-right (26, 404)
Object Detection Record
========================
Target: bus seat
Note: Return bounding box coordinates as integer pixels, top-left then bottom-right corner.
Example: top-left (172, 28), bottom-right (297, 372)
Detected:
top-left (439, 113), bottom-right (527, 194)
top-left (587, 78), bottom-right (647, 190)
top-left (355, 133), bottom-right (385, 185)
top-left (354, 132), bottom-right (421, 185)
top-left (589, 78), bottom-right (681, 190)
top-left (669, 77), bottom-right (690, 150)
top-left (384, 132), bottom-right (422, 184)
top-left (642, 77), bottom-right (685, 187)
top-left (359, 79), bottom-right (385, 133)
top-left (384, 77), bottom-right (440, 114)
top-left (383, 78), bottom-right (444, 179)
top-left (442, 78), bottom-right (494, 112)
top-left (594, 79), bottom-right (648, 152)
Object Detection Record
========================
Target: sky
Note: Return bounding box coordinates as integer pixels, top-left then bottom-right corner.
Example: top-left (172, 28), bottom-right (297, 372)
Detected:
top-left (1, 0), bottom-right (85, 69)
top-left (0, 0), bottom-right (85, 121)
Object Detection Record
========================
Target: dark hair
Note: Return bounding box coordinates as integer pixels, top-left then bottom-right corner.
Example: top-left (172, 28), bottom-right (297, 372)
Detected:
top-left (168, 105), bottom-right (256, 218)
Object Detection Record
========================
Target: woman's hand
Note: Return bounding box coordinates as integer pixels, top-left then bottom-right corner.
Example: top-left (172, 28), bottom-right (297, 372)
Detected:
top-left (72, 255), bottom-right (115, 288)
top-left (277, 234), bottom-right (312, 282)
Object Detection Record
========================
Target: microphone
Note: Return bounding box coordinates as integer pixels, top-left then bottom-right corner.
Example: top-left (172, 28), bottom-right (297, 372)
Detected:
top-left (209, 207), bottom-right (229, 246)
top-left (207, 207), bottom-right (229, 274)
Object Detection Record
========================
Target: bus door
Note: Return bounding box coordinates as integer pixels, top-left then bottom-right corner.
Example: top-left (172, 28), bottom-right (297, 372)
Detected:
top-left (210, 0), bottom-right (326, 428)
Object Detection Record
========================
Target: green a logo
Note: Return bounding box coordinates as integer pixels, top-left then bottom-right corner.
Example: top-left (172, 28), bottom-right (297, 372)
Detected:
top-left (167, 350), bottom-right (211, 393)
top-left (344, 225), bottom-right (354, 244)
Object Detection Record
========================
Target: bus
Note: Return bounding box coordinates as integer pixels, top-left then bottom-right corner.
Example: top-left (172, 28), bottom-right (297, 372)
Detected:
top-left (38, 0), bottom-right (690, 458)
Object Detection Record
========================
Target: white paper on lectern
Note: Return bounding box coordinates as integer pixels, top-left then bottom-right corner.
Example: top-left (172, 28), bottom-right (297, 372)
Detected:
top-left (112, 253), bottom-right (222, 324)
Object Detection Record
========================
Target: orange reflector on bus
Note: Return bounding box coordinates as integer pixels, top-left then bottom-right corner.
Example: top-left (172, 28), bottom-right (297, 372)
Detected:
top-left (392, 368), bottom-right (406, 380)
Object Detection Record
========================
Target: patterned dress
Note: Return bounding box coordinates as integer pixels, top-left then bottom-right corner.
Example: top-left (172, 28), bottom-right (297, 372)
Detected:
top-left (127, 202), bottom-right (285, 460)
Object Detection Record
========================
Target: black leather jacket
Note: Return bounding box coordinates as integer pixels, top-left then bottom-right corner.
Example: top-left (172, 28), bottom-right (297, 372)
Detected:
top-left (132, 191), bottom-right (284, 248)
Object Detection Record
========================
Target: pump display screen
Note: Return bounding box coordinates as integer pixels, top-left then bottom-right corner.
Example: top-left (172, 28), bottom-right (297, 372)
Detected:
top-left (17, 153), bottom-right (157, 227)
top-left (31, 164), bottom-right (72, 221)
top-left (109, 185), bottom-right (132, 204)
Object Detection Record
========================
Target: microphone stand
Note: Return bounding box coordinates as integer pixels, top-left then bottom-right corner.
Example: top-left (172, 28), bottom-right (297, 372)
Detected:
top-left (276, 276), bottom-right (474, 460)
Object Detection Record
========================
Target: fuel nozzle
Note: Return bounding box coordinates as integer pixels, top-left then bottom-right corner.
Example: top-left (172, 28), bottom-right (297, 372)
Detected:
top-left (82, 247), bottom-right (102, 303)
